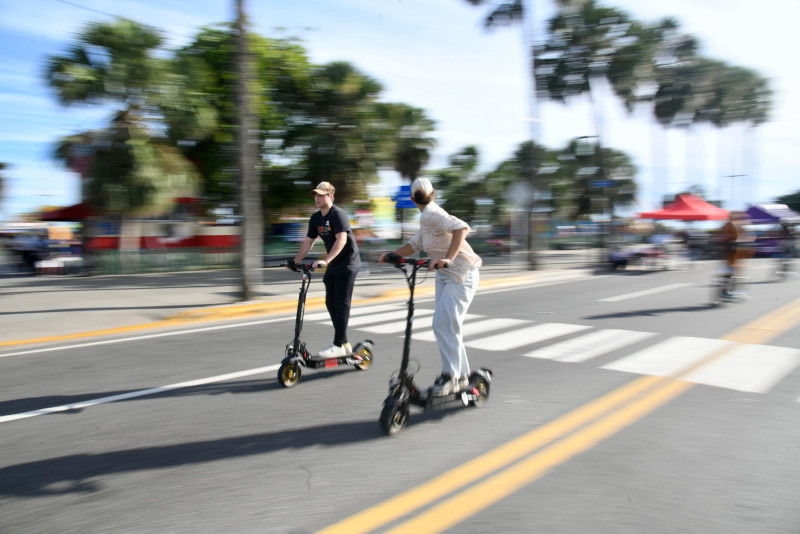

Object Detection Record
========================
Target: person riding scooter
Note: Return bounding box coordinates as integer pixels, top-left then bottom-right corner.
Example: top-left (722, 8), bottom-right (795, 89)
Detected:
top-left (378, 177), bottom-right (482, 397)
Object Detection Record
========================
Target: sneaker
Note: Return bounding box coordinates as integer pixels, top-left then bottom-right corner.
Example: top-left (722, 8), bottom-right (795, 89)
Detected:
top-left (316, 343), bottom-right (347, 359)
top-left (431, 374), bottom-right (458, 397)
top-left (342, 342), bottom-right (353, 356)
top-left (458, 375), bottom-right (470, 390)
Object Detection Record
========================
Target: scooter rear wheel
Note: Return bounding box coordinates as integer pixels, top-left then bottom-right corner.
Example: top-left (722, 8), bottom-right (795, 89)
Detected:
top-left (469, 377), bottom-right (490, 407)
top-left (354, 346), bottom-right (373, 371)
top-left (380, 400), bottom-right (409, 436)
top-left (278, 361), bottom-right (301, 388)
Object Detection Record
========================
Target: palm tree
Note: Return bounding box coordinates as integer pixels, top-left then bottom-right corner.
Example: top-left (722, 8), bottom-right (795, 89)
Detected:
top-left (281, 61), bottom-right (386, 202)
top-left (463, 0), bottom-right (543, 268)
top-left (376, 103), bottom-right (437, 184)
top-left (45, 18), bottom-right (200, 247)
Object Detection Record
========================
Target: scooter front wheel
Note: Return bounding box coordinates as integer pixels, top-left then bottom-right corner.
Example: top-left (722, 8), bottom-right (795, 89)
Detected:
top-left (278, 361), bottom-right (301, 388)
top-left (380, 399), bottom-right (409, 436)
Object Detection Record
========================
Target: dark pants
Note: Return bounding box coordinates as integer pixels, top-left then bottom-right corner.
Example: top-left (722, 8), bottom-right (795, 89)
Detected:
top-left (323, 267), bottom-right (358, 346)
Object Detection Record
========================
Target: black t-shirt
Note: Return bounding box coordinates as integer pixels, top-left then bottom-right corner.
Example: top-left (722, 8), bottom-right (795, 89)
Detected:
top-left (307, 205), bottom-right (361, 273)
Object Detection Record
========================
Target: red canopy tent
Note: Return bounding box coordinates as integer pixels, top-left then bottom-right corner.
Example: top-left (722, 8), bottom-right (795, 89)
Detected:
top-left (40, 202), bottom-right (97, 222)
top-left (638, 193), bottom-right (729, 221)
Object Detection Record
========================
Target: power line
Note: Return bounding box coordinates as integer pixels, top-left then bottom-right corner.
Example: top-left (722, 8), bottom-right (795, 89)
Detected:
top-left (52, 0), bottom-right (118, 19)
top-left (50, 0), bottom-right (196, 42)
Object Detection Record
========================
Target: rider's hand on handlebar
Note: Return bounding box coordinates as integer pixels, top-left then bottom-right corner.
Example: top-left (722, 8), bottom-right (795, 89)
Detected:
top-left (312, 259), bottom-right (327, 270)
top-left (430, 258), bottom-right (451, 270)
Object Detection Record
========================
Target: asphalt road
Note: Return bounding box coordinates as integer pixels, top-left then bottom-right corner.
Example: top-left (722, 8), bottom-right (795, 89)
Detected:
top-left (2, 259), bottom-right (800, 533)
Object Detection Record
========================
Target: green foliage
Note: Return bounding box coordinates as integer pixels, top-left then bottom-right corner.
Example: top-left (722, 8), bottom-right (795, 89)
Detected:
top-left (431, 146), bottom-right (485, 222)
top-left (45, 18), bottom-right (200, 218)
top-left (45, 18), bottom-right (165, 107)
top-left (281, 61), bottom-right (387, 203)
top-left (532, 0), bottom-right (772, 128)
top-left (776, 191), bottom-right (800, 214)
top-left (375, 102), bottom-right (437, 183)
top-left (169, 25), bottom-right (315, 212)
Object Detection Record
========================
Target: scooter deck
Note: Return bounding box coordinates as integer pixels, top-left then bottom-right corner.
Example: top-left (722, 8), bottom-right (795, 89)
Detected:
top-left (306, 354), bottom-right (359, 369)
top-left (408, 383), bottom-right (485, 410)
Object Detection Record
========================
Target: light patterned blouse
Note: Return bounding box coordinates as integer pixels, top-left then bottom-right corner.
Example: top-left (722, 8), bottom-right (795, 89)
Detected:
top-left (407, 202), bottom-right (482, 283)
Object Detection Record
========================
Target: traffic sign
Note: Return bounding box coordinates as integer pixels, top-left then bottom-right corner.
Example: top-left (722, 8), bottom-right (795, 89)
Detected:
top-left (393, 185), bottom-right (416, 208)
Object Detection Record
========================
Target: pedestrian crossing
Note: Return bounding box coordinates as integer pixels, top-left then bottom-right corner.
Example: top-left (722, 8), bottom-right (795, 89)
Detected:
top-left (310, 303), bottom-right (800, 398)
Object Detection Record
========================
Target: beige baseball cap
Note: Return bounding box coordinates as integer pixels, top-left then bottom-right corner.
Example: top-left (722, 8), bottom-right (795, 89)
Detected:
top-left (312, 181), bottom-right (335, 195)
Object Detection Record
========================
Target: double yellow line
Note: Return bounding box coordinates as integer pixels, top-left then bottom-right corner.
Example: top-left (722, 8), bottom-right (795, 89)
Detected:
top-left (319, 296), bottom-right (800, 534)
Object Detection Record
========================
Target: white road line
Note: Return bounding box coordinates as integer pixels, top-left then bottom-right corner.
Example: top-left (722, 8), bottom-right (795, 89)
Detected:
top-left (358, 313), bottom-right (483, 335)
top-left (524, 329), bottom-right (656, 363)
top-left (414, 318), bottom-right (531, 343)
top-left (347, 308), bottom-right (434, 327)
top-left (0, 365), bottom-right (280, 424)
top-left (465, 323), bottom-right (591, 352)
top-left (0, 316), bottom-right (292, 359)
top-left (303, 303), bottom-right (403, 321)
top-left (683, 344), bottom-right (800, 393)
top-left (602, 336), bottom-right (732, 376)
top-left (598, 283), bottom-right (693, 302)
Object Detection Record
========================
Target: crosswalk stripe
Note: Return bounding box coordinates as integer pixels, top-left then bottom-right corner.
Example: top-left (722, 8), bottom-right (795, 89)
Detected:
top-left (465, 323), bottom-right (591, 352)
top-left (347, 308), bottom-right (434, 327)
top-left (601, 336), bottom-right (733, 376)
top-left (305, 303), bottom-right (800, 397)
top-left (412, 318), bottom-right (531, 343)
top-left (303, 303), bottom-right (404, 322)
top-left (358, 314), bottom-right (483, 334)
top-left (524, 329), bottom-right (656, 363)
top-left (682, 344), bottom-right (800, 393)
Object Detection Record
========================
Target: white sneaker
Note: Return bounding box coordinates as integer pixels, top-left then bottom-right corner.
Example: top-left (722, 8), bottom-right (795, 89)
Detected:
top-left (316, 343), bottom-right (347, 359)
top-left (431, 374), bottom-right (458, 397)
top-left (342, 342), bottom-right (353, 355)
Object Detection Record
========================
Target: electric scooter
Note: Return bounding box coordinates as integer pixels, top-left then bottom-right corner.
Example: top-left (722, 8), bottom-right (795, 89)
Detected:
top-left (277, 260), bottom-right (375, 387)
top-left (378, 253), bottom-right (492, 436)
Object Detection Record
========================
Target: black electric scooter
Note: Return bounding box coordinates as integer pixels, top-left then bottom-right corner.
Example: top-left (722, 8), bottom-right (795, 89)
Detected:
top-left (378, 253), bottom-right (492, 436)
top-left (277, 260), bottom-right (375, 387)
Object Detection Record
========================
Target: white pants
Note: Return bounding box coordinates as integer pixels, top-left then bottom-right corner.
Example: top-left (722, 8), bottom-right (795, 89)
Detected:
top-left (432, 267), bottom-right (479, 378)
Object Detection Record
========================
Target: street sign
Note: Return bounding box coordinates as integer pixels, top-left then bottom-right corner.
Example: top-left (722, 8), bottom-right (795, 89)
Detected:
top-left (393, 185), bottom-right (416, 208)
top-left (591, 180), bottom-right (614, 188)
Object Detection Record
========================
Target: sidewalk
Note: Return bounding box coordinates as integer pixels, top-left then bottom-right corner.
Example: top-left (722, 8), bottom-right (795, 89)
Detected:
top-left (0, 251), bottom-right (596, 347)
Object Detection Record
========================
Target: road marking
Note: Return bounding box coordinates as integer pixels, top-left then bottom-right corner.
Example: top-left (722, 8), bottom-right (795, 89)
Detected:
top-left (524, 329), bottom-right (655, 362)
top-left (601, 336), bottom-right (733, 376)
top-left (382, 378), bottom-right (694, 534)
top-left (414, 318), bottom-right (530, 342)
top-left (303, 303), bottom-right (403, 321)
top-left (348, 308), bottom-right (434, 328)
top-left (0, 365), bottom-right (280, 424)
top-left (359, 314), bottom-right (483, 334)
top-left (0, 316), bottom-right (291, 359)
top-left (597, 283), bottom-right (692, 302)
top-left (682, 344), bottom-right (800, 393)
top-left (465, 323), bottom-right (590, 351)
top-left (317, 295), bottom-right (800, 534)
top-left (314, 374), bottom-right (666, 534)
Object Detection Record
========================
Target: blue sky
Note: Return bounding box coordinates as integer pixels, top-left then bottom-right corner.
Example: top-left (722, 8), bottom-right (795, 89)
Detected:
top-left (1, 0), bottom-right (798, 221)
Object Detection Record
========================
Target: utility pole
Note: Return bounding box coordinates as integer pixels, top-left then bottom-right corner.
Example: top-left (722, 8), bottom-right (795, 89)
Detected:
top-left (235, 0), bottom-right (263, 301)
top-left (522, 0), bottom-right (541, 270)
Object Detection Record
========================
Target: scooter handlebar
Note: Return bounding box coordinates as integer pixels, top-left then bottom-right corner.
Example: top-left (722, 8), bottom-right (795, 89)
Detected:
top-left (284, 260), bottom-right (315, 273)
top-left (383, 253), bottom-right (449, 269)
